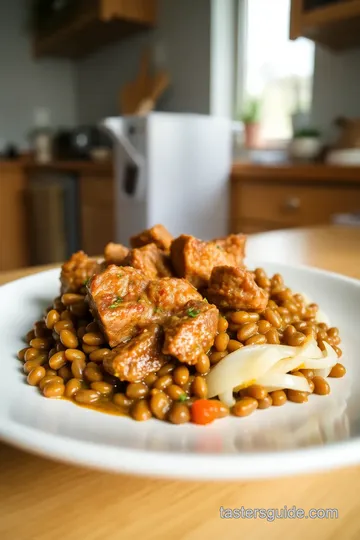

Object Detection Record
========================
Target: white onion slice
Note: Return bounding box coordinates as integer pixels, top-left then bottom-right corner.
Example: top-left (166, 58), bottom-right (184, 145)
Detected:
top-left (218, 389), bottom-right (236, 407)
top-left (313, 341), bottom-right (337, 377)
top-left (256, 373), bottom-right (311, 392)
top-left (206, 344), bottom-right (296, 398)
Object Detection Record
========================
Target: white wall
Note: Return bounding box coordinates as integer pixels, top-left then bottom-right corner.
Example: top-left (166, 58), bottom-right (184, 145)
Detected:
top-left (76, 0), bottom-right (211, 124)
top-left (0, 0), bottom-right (77, 149)
top-left (312, 45), bottom-right (360, 140)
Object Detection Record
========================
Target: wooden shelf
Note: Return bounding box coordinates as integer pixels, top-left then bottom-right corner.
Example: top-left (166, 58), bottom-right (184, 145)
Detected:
top-left (291, 0), bottom-right (360, 49)
top-left (34, 0), bottom-right (157, 59)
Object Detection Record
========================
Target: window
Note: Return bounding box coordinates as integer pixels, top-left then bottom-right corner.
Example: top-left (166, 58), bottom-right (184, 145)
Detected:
top-left (239, 0), bottom-right (315, 142)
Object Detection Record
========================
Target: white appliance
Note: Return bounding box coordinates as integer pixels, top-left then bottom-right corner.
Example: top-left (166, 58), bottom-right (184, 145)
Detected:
top-left (102, 113), bottom-right (233, 245)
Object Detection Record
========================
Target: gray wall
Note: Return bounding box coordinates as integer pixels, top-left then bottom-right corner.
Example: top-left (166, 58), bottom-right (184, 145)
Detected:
top-left (0, 0), bottom-right (77, 149)
top-left (76, 0), bottom-right (211, 124)
top-left (312, 45), bottom-right (360, 140)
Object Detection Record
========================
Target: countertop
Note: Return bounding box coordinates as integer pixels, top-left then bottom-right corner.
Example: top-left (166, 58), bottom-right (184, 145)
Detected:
top-left (0, 158), bottom-right (113, 174)
top-left (1, 225), bottom-right (360, 540)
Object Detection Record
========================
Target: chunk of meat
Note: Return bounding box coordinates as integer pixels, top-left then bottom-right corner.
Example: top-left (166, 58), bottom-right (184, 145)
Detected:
top-left (146, 277), bottom-right (202, 314)
top-left (104, 242), bottom-right (129, 266)
top-left (103, 324), bottom-right (166, 382)
top-left (130, 224), bottom-right (173, 252)
top-left (213, 234), bottom-right (246, 267)
top-left (163, 300), bottom-right (219, 364)
top-left (206, 266), bottom-right (268, 312)
top-left (88, 266), bottom-right (202, 347)
top-left (88, 265), bottom-right (152, 347)
top-left (60, 251), bottom-right (101, 294)
top-left (123, 243), bottom-right (173, 279)
top-left (170, 234), bottom-right (246, 289)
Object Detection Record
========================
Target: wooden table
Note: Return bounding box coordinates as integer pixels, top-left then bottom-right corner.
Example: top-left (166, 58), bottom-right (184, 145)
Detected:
top-left (1, 226), bottom-right (360, 540)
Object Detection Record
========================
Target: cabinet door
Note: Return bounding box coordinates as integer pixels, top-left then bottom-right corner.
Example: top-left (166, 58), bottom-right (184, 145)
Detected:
top-left (290, 0), bottom-right (304, 39)
top-left (79, 174), bottom-right (115, 256)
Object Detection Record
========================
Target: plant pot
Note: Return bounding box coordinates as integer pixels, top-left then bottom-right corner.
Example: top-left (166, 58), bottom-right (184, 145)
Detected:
top-left (289, 137), bottom-right (322, 162)
top-left (244, 122), bottom-right (261, 149)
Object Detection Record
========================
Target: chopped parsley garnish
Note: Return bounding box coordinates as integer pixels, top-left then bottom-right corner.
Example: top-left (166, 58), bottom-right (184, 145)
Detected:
top-left (178, 394), bottom-right (188, 402)
top-left (216, 244), bottom-right (222, 250)
top-left (117, 272), bottom-right (124, 278)
top-left (187, 308), bottom-right (200, 318)
top-left (109, 296), bottom-right (124, 308)
top-left (83, 277), bottom-right (91, 287)
top-left (154, 306), bottom-right (164, 313)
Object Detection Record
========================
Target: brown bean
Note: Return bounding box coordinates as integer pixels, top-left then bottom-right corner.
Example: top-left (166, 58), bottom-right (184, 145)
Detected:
top-left (245, 333), bottom-right (267, 346)
top-left (75, 389), bottom-right (101, 404)
top-left (25, 330), bottom-right (35, 344)
top-left (173, 365), bottom-right (189, 386)
top-left (292, 370), bottom-right (305, 377)
top-left (293, 321), bottom-right (307, 331)
top-left (258, 320), bottom-right (272, 335)
top-left (157, 363), bottom-right (175, 377)
top-left (263, 308), bottom-right (282, 329)
top-left (131, 399), bottom-right (152, 421)
top-left (144, 373), bottom-right (158, 387)
top-left (257, 395), bottom-right (273, 409)
top-left (209, 351), bottom-right (227, 364)
top-left (86, 321), bottom-right (99, 333)
top-left (265, 328), bottom-right (280, 344)
top-left (212, 400), bottom-right (230, 418)
top-left (218, 317), bottom-right (229, 333)
top-left (24, 347), bottom-right (44, 362)
top-left (54, 320), bottom-right (73, 334)
top-left (64, 349), bottom-right (86, 363)
top-left (45, 368), bottom-right (57, 377)
top-left (61, 293), bottom-right (85, 306)
top-left (34, 321), bottom-right (50, 338)
top-left (82, 344), bottom-right (99, 354)
top-left (271, 390), bottom-right (287, 406)
top-left (300, 369), bottom-right (314, 379)
top-left (196, 353), bottom-right (210, 374)
top-left (89, 348), bottom-right (111, 363)
top-left (84, 363), bottom-right (103, 383)
top-left (39, 375), bottom-right (63, 391)
top-left (60, 310), bottom-right (75, 322)
top-left (287, 389), bottom-right (308, 403)
top-left (307, 379), bottom-right (315, 393)
top-left (274, 288), bottom-right (293, 303)
top-left (313, 376), bottom-right (330, 395)
top-left (237, 322), bottom-right (258, 342)
top-left (168, 402), bottom-right (190, 424)
top-left (287, 332), bottom-right (306, 347)
top-left (18, 347), bottom-right (29, 361)
top-left (58, 365), bottom-right (72, 383)
top-left (70, 303), bottom-right (88, 318)
top-left (257, 276), bottom-right (271, 289)
top-left (60, 329), bottom-right (78, 349)
top-left (83, 332), bottom-right (105, 346)
top-left (230, 311), bottom-right (249, 324)
top-left (150, 391), bottom-right (171, 419)
top-left (283, 325), bottom-right (296, 341)
top-left (90, 381), bottom-right (114, 396)
top-left (49, 351), bottom-right (66, 370)
top-left (45, 310), bottom-right (60, 330)
top-left (247, 385), bottom-right (267, 400)
top-left (166, 384), bottom-right (187, 401)
top-left (318, 322), bottom-right (328, 330)
top-left (153, 375), bottom-right (172, 390)
top-left (23, 357), bottom-right (47, 374)
top-left (182, 375), bottom-right (195, 394)
top-left (191, 376), bottom-right (208, 399)
top-left (227, 340), bottom-right (243, 353)
top-left (27, 366), bottom-right (46, 386)
top-left (71, 357), bottom-right (86, 379)
top-left (77, 326), bottom-right (87, 341)
top-left (233, 397), bottom-right (258, 417)
top-left (126, 382), bottom-right (149, 399)
top-left (327, 327), bottom-right (339, 338)
top-left (214, 332), bottom-right (230, 352)
top-left (30, 337), bottom-right (52, 350)
top-left (43, 381), bottom-right (65, 398)
top-left (65, 378), bottom-right (82, 398)
top-left (333, 346), bottom-right (342, 358)
top-left (329, 363), bottom-right (346, 378)
top-left (113, 393), bottom-right (133, 409)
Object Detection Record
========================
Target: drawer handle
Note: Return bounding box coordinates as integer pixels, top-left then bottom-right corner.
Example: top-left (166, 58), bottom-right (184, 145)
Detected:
top-left (283, 197), bottom-right (301, 211)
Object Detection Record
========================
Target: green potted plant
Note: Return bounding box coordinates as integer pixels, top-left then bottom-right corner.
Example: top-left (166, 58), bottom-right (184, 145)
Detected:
top-left (240, 99), bottom-right (261, 149)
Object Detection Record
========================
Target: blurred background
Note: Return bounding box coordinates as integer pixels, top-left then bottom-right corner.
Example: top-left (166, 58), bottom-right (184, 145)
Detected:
top-left (1, 0), bottom-right (360, 271)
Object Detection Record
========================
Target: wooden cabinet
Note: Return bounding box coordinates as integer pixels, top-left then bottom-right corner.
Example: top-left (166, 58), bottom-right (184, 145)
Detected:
top-left (0, 163), bottom-right (29, 271)
top-left (290, 0), bottom-right (360, 49)
top-left (230, 163), bottom-right (360, 235)
top-left (79, 173), bottom-right (115, 256)
top-left (34, 0), bottom-right (157, 59)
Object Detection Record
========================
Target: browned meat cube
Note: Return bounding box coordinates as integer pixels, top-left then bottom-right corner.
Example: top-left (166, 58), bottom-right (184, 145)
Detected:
top-left (130, 224), bottom-right (173, 252)
top-left (122, 243), bottom-right (173, 279)
top-left (170, 234), bottom-right (246, 289)
top-left (60, 251), bottom-right (101, 294)
top-left (206, 266), bottom-right (268, 312)
top-left (104, 242), bottom-right (129, 266)
top-left (103, 324), bottom-right (166, 382)
top-left (213, 234), bottom-right (246, 267)
top-left (88, 265), bottom-right (152, 347)
top-left (162, 300), bottom-right (219, 364)
top-left (146, 277), bottom-right (202, 315)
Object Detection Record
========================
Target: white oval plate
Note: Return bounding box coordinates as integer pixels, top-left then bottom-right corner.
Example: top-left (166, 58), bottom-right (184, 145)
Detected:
top-left (0, 262), bottom-right (359, 480)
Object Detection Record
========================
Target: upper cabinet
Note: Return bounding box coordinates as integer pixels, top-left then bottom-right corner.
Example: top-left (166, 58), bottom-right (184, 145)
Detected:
top-left (33, 0), bottom-right (157, 59)
top-left (290, 0), bottom-right (360, 49)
